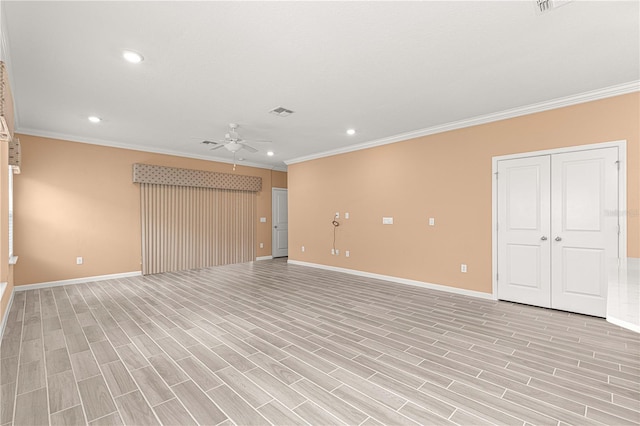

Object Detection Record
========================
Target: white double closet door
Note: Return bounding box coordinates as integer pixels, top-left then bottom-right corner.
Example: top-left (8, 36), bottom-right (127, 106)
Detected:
top-left (497, 147), bottom-right (619, 317)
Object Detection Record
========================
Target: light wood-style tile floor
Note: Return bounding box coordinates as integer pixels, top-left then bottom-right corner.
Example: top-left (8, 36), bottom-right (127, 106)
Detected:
top-left (1, 259), bottom-right (639, 425)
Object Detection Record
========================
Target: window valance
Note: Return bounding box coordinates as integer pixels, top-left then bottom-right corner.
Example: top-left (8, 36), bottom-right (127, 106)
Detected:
top-left (9, 137), bottom-right (21, 170)
top-left (133, 163), bottom-right (262, 192)
top-left (0, 61), bottom-right (15, 142)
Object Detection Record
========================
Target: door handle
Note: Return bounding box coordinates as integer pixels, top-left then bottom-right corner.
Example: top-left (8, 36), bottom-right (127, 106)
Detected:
top-left (555, 236), bottom-right (562, 241)
top-left (541, 236), bottom-right (547, 241)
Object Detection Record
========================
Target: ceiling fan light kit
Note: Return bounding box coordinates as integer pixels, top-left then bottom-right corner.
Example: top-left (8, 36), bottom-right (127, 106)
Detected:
top-left (201, 123), bottom-right (271, 169)
top-left (225, 143), bottom-right (243, 153)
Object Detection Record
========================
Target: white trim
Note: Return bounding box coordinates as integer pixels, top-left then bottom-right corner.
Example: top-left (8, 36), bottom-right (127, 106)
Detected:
top-left (607, 317), bottom-right (640, 334)
top-left (9, 255), bottom-right (18, 265)
top-left (14, 271), bottom-right (142, 292)
top-left (16, 128), bottom-right (288, 172)
top-left (285, 81), bottom-right (639, 165)
top-left (0, 283), bottom-right (15, 340)
top-left (288, 260), bottom-right (495, 301)
top-left (255, 256), bottom-right (273, 261)
top-left (491, 140), bottom-right (628, 299)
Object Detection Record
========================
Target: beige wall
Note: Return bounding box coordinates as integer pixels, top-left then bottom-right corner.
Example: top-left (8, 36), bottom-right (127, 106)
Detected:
top-left (271, 170), bottom-right (288, 189)
top-left (0, 61), bottom-right (16, 321)
top-left (0, 140), bottom-right (11, 318)
top-left (288, 93), bottom-right (640, 295)
top-left (13, 134), bottom-right (286, 286)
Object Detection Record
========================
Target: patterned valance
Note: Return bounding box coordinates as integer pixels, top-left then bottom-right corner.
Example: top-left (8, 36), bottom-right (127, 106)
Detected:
top-left (0, 61), bottom-right (15, 142)
top-left (9, 137), bottom-right (21, 170)
top-left (133, 163), bottom-right (262, 192)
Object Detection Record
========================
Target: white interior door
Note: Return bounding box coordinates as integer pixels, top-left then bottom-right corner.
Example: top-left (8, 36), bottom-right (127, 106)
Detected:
top-left (550, 148), bottom-right (618, 317)
top-left (497, 156), bottom-right (551, 308)
top-left (497, 147), bottom-right (619, 317)
top-left (272, 188), bottom-right (288, 258)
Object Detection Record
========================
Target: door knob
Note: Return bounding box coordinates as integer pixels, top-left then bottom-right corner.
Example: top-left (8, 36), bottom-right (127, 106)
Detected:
top-left (555, 236), bottom-right (562, 241)
top-left (274, 226), bottom-right (278, 229)
top-left (541, 236), bottom-right (547, 241)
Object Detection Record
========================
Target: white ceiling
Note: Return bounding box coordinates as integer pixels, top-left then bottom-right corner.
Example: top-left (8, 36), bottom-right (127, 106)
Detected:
top-left (2, 1), bottom-right (639, 171)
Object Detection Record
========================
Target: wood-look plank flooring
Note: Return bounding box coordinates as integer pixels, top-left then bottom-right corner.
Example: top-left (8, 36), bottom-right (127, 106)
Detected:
top-left (1, 258), bottom-right (639, 425)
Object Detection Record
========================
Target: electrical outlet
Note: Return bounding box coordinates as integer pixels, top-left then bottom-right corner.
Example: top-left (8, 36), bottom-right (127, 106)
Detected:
top-left (259, 243), bottom-right (264, 249)
top-left (331, 249), bottom-right (335, 255)
top-left (76, 257), bottom-right (83, 265)
top-left (461, 264), bottom-right (467, 273)
top-left (260, 217), bottom-right (267, 223)
top-left (335, 212), bottom-right (340, 219)
top-left (429, 217), bottom-right (435, 226)
top-left (335, 249), bottom-right (339, 255)
top-left (382, 217), bottom-right (393, 225)
top-left (345, 212), bottom-right (350, 219)
top-left (301, 246), bottom-right (305, 252)
top-left (345, 250), bottom-right (350, 257)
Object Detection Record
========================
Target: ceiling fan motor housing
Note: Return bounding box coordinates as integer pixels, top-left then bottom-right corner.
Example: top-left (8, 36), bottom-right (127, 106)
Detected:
top-left (225, 142), bottom-right (243, 153)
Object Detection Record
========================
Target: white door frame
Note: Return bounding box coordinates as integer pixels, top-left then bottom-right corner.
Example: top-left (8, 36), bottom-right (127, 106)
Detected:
top-left (491, 140), bottom-right (627, 299)
top-left (272, 187), bottom-right (288, 258)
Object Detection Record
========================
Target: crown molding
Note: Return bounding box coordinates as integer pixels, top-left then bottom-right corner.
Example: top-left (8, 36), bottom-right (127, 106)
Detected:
top-left (285, 80), bottom-right (640, 166)
top-left (16, 128), bottom-right (287, 172)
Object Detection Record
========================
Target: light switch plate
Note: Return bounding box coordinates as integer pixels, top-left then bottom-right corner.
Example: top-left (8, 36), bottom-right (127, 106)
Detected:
top-left (260, 217), bottom-right (267, 223)
top-left (382, 217), bottom-right (394, 225)
top-left (429, 217), bottom-right (435, 226)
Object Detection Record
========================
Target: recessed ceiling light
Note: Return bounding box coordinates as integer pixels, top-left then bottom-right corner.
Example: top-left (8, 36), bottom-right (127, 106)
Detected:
top-left (123, 50), bottom-right (144, 64)
top-left (346, 129), bottom-right (356, 135)
top-left (88, 116), bottom-right (101, 123)
top-left (267, 151), bottom-right (274, 157)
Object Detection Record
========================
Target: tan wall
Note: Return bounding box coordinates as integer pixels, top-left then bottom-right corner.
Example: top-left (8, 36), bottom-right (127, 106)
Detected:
top-left (288, 93), bottom-right (640, 295)
top-left (271, 170), bottom-right (288, 189)
top-left (13, 134), bottom-right (286, 286)
top-left (0, 61), bottom-right (16, 322)
top-left (0, 139), bottom-right (11, 318)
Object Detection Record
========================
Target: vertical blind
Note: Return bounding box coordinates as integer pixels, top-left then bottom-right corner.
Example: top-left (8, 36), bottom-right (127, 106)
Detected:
top-left (140, 183), bottom-right (256, 275)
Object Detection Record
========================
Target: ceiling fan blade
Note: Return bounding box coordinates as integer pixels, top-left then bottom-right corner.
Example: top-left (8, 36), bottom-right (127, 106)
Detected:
top-left (209, 144), bottom-right (225, 151)
top-left (243, 139), bottom-right (272, 144)
top-left (241, 144), bottom-right (258, 153)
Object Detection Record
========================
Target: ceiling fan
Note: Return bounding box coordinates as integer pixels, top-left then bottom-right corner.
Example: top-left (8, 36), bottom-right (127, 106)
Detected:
top-left (202, 123), bottom-right (271, 170)
top-left (201, 123), bottom-right (270, 154)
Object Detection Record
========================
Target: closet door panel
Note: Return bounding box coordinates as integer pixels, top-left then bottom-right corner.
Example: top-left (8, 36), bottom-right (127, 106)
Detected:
top-left (550, 147), bottom-right (618, 317)
top-left (497, 156), bottom-right (551, 308)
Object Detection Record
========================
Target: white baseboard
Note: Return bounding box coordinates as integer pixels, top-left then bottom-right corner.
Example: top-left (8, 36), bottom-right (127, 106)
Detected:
top-left (255, 256), bottom-right (274, 261)
top-left (0, 285), bottom-right (15, 340)
top-left (14, 271), bottom-right (142, 292)
top-left (287, 260), bottom-right (495, 301)
top-left (607, 316), bottom-right (640, 334)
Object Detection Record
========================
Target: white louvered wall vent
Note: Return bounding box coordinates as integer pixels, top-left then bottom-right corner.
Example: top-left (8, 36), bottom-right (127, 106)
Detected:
top-left (535, 0), bottom-right (573, 15)
top-left (269, 106), bottom-right (295, 117)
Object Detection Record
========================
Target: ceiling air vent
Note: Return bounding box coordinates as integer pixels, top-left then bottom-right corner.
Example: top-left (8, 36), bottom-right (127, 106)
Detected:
top-left (269, 106), bottom-right (294, 117)
top-left (535, 0), bottom-right (573, 15)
